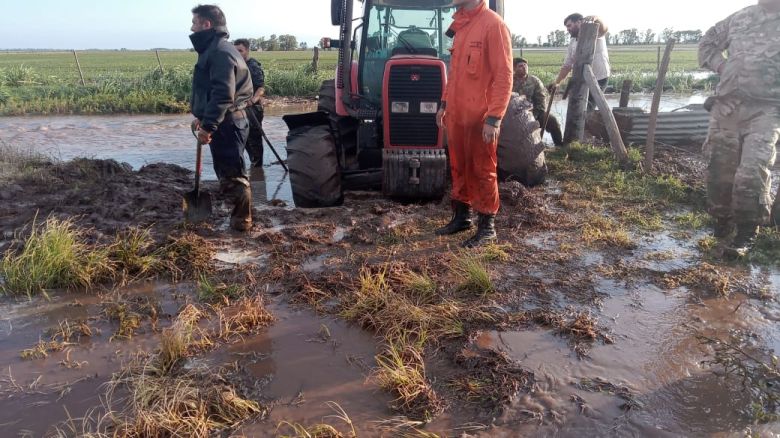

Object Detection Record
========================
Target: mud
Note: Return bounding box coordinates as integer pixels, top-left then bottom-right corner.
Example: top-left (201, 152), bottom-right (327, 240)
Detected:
top-left (0, 113), bottom-right (779, 436)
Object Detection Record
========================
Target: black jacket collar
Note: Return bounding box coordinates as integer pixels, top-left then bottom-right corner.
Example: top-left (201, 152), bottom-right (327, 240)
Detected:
top-left (189, 26), bottom-right (229, 54)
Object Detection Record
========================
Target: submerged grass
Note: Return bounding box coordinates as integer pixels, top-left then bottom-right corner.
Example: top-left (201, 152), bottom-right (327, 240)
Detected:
top-left (373, 338), bottom-right (443, 422)
top-left (276, 401), bottom-right (356, 438)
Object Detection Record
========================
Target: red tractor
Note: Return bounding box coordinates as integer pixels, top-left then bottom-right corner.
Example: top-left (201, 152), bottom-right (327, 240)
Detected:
top-left (284, 0), bottom-right (506, 208)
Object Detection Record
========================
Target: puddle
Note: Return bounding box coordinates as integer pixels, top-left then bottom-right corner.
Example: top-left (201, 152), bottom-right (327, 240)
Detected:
top-left (226, 302), bottom-right (391, 437)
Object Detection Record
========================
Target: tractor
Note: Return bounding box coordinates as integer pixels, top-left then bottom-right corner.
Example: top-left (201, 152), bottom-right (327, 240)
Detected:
top-left (283, 0), bottom-right (507, 208)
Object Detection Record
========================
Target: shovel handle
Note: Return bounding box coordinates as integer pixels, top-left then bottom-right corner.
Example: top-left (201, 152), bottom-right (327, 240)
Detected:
top-left (542, 85), bottom-right (558, 132)
top-left (194, 140), bottom-right (203, 195)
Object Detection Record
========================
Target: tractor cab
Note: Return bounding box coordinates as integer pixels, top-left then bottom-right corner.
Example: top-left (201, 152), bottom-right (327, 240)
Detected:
top-left (357, 2), bottom-right (456, 104)
top-left (283, 0), bottom-right (504, 208)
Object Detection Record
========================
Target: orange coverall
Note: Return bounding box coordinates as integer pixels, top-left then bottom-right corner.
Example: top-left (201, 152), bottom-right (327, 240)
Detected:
top-left (443, 0), bottom-right (513, 215)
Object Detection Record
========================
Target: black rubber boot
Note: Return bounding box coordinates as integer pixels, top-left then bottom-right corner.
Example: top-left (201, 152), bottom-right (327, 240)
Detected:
top-left (462, 214), bottom-right (497, 248)
top-left (223, 179), bottom-right (253, 232)
top-left (712, 217), bottom-right (734, 239)
top-left (436, 201), bottom-right (473, 236)
top-left (772, 197), bottom-right (780, 228)
top-left (723, 223), bottom-right (759, 259)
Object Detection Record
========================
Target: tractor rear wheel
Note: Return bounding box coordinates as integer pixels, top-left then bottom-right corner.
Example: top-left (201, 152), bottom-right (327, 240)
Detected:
top-left (283, 112), bottom-right (343, 208)
top-left (317, 79), bottom-right (358, 159)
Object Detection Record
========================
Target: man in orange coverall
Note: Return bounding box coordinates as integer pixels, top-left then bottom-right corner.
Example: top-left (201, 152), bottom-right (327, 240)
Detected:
top-left (435, 0), bottom-right (513, 248)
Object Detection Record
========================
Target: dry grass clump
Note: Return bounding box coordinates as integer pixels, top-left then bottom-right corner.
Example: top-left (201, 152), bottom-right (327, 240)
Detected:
top-left (103, 294), bottom-right (161, 341)
top-left (0, 216), bottom-right (114, 297)
top-left (373, 339), bottom-right (443, 421)
top-left (21, 319), bottom-right (95, 360)
top-left (110, 226), bottom-right (163, 280)
top-left (661, 262), bottom-right (730, 296)
top-left (452, 253), bottom-right (495, 296)
top-left (581, 214), bottom-right (636, 249)
top-left (158, 232), bottom-right (215, 281)
top-left (158, 304), bottom-right (211, 373)
top-left (341, 267), bottom-right (484, 343)
top-left (527, 308), bottom-right (614, 357)
top-left (217, 295), bottom-right (275, 341)
top-left (101, 358), bottom-right (263, 438)
top-left (276, 401), bottom-right (356, 438)
top-left (20, 339), bottom-right (70, 360)
top-left (197, 274), bottom-right (246, 304)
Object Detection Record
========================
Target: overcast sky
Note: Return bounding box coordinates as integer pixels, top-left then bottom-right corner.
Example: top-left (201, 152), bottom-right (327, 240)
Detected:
top-left (0, 0), bottom-right (756, 50)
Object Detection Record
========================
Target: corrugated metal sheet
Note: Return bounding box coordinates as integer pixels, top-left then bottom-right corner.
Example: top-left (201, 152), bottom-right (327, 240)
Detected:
top-left (612, 105), bottom-right (711, 146)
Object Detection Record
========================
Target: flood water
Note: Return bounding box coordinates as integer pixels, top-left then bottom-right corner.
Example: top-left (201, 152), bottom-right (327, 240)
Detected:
top-left (0, 95), bottom-right (707, 206)
top-left (1, 97), bottom-right (779, 436)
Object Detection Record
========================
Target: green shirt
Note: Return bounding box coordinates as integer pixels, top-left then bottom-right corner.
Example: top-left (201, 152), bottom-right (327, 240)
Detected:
top-left (512, 74), bottom-right (548, 117)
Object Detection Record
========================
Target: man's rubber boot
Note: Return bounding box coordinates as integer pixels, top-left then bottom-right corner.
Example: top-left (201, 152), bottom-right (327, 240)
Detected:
top-left (723, 223), bottom-right (759, 259)
top-left (462, 214), bottom-right (497, 248)
top-left (772, 197), bottom-right (780, 229)
top-left (229, 181), bottom-right (253, 232)
top-left (436, 201), bottom-right (473, 236)
top-left (712, 217), bottom-right (734, 239)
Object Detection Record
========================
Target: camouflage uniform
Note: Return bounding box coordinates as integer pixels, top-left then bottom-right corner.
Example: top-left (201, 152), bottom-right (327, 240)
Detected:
top-left (512, 74), bottom-right (563, 146)
top-left (245, 58), bottom-right (266, 167)
top-left (699, 4), bottom-right (780, 230)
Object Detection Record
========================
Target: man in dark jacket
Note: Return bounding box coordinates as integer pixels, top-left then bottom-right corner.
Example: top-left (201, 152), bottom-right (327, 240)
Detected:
top-left (234, 38), bottom-right (266, 168)
top-left (190, 4), bottom-right (254, 231)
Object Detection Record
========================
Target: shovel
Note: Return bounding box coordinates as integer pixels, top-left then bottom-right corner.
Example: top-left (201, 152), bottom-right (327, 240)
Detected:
top-left (542, 84), bottom-right (558, 133)
top-left (183, 138), bottom-right (213, 223)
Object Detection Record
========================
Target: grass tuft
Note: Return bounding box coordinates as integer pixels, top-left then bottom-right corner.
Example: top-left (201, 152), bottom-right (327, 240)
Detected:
top-left (0, 216), bottom-right (113, 297)
top-left (581, 215), bottom-right (636, 249)
top-left (453, 253), bottom-right (495, 296)
top-left (217, 295), bottom-right (275, 342)
top-left (373, 338), bottom-right (443, 421)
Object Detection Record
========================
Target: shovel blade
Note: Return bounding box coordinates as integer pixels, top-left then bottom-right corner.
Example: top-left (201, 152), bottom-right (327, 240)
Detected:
top-left (183, 189), bottom-right (213, 223)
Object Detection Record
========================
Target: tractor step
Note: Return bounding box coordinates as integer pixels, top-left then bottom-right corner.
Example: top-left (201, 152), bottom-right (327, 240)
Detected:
top-left (382, 148), bottom-right (447, 200)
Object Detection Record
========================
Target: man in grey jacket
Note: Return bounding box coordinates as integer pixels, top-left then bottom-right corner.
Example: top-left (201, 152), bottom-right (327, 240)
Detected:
top-left (190, 4), bottom-right (254, 231)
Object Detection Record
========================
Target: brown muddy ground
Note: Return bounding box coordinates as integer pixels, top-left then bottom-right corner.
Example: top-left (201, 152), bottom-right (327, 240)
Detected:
top-left (0, 145), bottom-right (778, 437)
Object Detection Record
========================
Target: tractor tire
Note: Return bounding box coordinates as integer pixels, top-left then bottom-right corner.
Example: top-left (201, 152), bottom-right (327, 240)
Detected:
top-left (497, 93), bottom-right (548, 187)
top-left (318, 79), bottom-right (358, 161)
top-left (285, 121), bottom-right (343, 208)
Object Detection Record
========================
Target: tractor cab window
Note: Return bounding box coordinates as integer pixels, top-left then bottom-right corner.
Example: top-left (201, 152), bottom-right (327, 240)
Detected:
top-left (360, 5), bottom-right (454, 101)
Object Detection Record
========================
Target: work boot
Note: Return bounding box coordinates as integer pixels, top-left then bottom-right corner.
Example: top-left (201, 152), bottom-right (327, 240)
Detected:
top-left (462, 214), bottom-right (497, 248)
top-left (772, 200), bottom-right (780, 229)
top-left (435, 201), bottom-right (473, 236)
top-left (224, 179), bottom-right (253, 232)
top-left (712, 217), bottom-right (734, 239)
top-left (723, 223), bottom-right (759, 259)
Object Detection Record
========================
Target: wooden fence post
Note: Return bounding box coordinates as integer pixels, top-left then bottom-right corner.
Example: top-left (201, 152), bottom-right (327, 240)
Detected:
top-left (584, 66), bottom-right (632, 169)
top-left (312, 47), bottom-right (320, 74)
top-left (657, 45), bottom-right (661, 72)
top-left (155, 50), bottom-right (164, 74)
top-left (619, 80), bottom-right (632, 108)
top-left (563, 21), bottom-right (598, 145)
top-left (644, 38), bottom-right (676, 171)
top-left (73, 50), bottom-right (86, 86)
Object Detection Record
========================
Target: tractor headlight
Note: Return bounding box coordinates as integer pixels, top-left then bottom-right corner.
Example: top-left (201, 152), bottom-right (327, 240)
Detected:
top-left (420, 102), bottom-right (438, 114)
top-left (391, 102), bottom-right (410, 113)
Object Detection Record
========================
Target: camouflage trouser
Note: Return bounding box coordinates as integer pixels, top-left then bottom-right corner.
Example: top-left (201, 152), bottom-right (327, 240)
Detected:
top-left (703, 96), bottom-right (780, 226)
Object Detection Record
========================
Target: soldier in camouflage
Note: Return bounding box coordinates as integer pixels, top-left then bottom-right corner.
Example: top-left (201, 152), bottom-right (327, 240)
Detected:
top-left (512, 58), bottom-right (563, 146)
top-left (699, 0), bottom-right (780, 257)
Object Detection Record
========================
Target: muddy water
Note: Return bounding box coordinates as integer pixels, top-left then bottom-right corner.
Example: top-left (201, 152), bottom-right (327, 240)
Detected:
top-left (0, 104), bottom-right (315, 205)
top-left (0, 95), bottom-right (704, 204)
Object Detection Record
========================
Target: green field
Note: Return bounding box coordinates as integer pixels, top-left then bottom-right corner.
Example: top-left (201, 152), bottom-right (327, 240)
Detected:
top-left (0, 46), bottom-right (711, 116)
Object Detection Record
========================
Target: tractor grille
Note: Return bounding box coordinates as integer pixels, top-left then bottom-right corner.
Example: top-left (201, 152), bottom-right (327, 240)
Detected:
top-left (387, 65), bottom-right (442, 147)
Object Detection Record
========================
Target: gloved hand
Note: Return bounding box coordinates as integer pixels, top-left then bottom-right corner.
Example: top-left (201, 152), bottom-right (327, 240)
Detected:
top-left (547, 82), bottom-right (559, 94)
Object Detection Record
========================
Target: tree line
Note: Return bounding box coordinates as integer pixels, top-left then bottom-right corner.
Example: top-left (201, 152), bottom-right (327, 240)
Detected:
top-left (511, 28), bottom-right (704, 48)
top-left (241, 35), bottom-right (309, 51)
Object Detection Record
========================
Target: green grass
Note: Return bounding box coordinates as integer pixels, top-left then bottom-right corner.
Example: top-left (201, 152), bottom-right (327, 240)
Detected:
top-left (0, 46), bottom-right (710, 115)
top-left (0, 216), bottom-right (112, 297)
